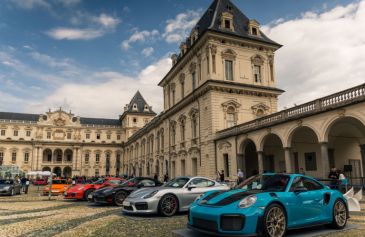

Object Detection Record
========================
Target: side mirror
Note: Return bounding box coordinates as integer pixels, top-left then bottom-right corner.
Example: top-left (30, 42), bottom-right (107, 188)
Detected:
top-left (188, 184), bottom-right (197, 191)
top-left (294, 186), bottom-right (308, 193)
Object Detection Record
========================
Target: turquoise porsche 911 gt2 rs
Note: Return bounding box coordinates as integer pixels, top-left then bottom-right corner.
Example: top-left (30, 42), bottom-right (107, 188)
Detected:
top-left (188, 173), bottom-right (348, 237)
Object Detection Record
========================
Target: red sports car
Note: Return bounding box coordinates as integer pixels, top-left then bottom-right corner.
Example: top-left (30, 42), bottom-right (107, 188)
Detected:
top-left (64, 177), bottom-right (124, 200)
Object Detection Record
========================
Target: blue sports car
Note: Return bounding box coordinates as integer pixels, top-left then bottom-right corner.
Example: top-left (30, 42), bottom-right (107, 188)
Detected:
top-left (188, 173), bottom-right (348, 237)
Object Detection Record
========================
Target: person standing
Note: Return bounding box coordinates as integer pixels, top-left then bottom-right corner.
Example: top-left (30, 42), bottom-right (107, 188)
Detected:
top-left (21, 176), bottom-right (26, 192)
top-left (154, 173), bottom-right (158, 181)
top-left (237, 169), bottom-right (244, 185)
top-left (163, 173), bottom-right (169, 183)
top-left (218, 170), bottom-right (225, 182)
top-left (24, 177), bottom-right (30, 194)
top-left (328, 167), bottom-right (339, 189)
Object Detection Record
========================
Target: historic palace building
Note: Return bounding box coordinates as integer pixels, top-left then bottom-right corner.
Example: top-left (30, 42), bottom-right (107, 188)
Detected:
top-left (0, 0), bottom-right (364, 181)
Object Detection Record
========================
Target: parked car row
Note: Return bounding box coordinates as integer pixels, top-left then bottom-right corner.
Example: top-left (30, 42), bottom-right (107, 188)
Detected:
top-left (0, 179), bottom-right (22, 196)
top-left (37, 174), bottom-right (351, 237)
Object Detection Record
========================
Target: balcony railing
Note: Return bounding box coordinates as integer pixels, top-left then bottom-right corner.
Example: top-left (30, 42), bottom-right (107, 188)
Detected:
top-left (217, 83), bottom-right (365, 139)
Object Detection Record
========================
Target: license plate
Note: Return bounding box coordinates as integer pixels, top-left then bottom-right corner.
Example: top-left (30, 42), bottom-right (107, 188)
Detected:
top-left (88, 194), bottom-right (93, 199)
top-left (123, 201), bottom-right (130, 206)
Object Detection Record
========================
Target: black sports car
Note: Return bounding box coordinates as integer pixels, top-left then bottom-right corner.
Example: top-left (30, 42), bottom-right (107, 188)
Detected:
top-left (0, 179), bottom-right (22, 196)
top-left (92, 177), bottom-right (162, 206)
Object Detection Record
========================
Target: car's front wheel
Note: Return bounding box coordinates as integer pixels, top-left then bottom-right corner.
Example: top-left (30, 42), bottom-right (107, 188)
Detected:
top-left (262, 203), bottom-right (287, 237)
top-left (113, 191), bottom-right (128, 206)
top-left (331, 199), bottom-right (347, 229)
top-left (158, 194), bottom-right (178, 217)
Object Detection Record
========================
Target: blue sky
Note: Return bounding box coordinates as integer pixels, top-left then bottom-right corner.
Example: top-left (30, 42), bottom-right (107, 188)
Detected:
top-left (0, 0), bottom-right (364, 118)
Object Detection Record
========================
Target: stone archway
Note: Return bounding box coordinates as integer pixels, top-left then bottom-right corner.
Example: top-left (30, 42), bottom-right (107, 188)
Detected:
top-left (53, 167), bottom-right (62, 177)
top-left (54, 149), bottom-right (63, 163)
top-left (43, 149), bottom-right (52, 162)
top-left (261, 134), bottom-right (285, 173)
top-left (289, 126), bottom-right (321, 177)
top-left (63, 166), bottom-right (72, 178)
top-left (239, 139), bottom-right (258, 177)
top-left (42, 166), bottom-right (51, 172)
top-left (325, 116), bottom-right (365, 181)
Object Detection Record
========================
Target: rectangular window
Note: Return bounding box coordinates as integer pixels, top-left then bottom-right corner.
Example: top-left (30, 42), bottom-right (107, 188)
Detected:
top-left (85, 154), bottom-right (89, 164)
top-left (172, 90), bottom-right (175, 105)
top-left (192, 72), bottom-right (196, 90)
top-left (0, 130), bottom-right (5, 136)
top-left (96, 134), bottom-right (101, 140)
top-left (47, 132), bottom-right (51, 139)
top-left (304, 152), bottom-right (317, 171)
top-left (227, 113), bottom-right (236, 128)
top-left (95, 169), bottom-right (99, 176)
top-left (224, 19), bottom-right (230, 29)
top-left (95, 154), bottom-right (100, 163)
top-left (107, 134), bottom-right (111, 140)
top-left (26, 131), bottom-right (31, 137)
top-left (225, 60), bottom-right (233, 81)
top-left (14, 130), bottom-right (18, 136)
top-left (12, 152), bottom-right (16, 163)
top-left (24, 152), bottom-right (29, 163)
top-left (117, 134), bottom-right (121, 140)
top-left (67, 132), bottom-right (71, 139)
top-left (86, 133), bottom-right (90, 139)
top-left (0, 152), bottom-right (3, 166)
top-left (252, 27), bottom-right (258, 35)
top-left (254, 65), bottom-right (261, 82)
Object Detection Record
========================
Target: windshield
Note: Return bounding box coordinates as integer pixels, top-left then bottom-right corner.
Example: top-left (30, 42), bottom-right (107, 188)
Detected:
top-left (93, 179), bottom-right (104, 184)
top-left (120, 178), bottom-right (137, 187)
top-left (108, 179), bottom-right (122, 185)
top-left (0, 180), bottom-right (13, 185)
top-left (52, 180), bottom-right (67, 184)
top-left (164, 177), bottom-right (190, 188)
top-left (237, 174), bottom-right (290, 192)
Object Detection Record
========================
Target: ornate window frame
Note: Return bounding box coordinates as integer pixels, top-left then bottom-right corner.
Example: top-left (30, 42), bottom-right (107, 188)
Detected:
top-left (222, 100), bottom-right (241, 128)
top-left (251, 55), bottom-right (264, 83)
top-left (222, 49), bottom-right (237, 81)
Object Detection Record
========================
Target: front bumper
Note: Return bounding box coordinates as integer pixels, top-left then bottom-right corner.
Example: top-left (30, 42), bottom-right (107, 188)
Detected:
top-left (43, 190), bottom-right (63, 196)
top-left (122, 197), bottom-right (159, 214)
top-left (93, 192), bottom-right (114, 204)
top-left (188, 203), bottom-right (263, 236)
top-left (0, 189), bottom-right (11, 195)
top-left (64, 191), bottom-right (83, 200)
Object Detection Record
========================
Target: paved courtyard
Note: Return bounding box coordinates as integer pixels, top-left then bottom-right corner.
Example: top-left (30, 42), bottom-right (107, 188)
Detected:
top-left (0, 186), bottom-right (363, 237)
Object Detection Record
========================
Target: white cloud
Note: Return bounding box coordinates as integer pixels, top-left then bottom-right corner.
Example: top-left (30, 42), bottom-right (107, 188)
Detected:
top-left (25, 57), bottom-right (172, 117)
top-left (121, 30), bottom-right (159, 50)
top-left (9, 0), bottom-right (51, 9)
top-left (163, 10), bottom-right (202, 43)
top-left (57, 0), bottom-right (81, 7)
top-left (262, 1), bottom-right (365, 109)
top-left (46, 27), bottom-right (104, 40)
top-left (141, 47), bottom-right (154, 57)
top-left (48, 13), bottom-right (120, 40)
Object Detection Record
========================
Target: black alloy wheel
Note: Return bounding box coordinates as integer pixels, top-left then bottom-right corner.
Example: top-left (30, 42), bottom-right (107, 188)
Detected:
top-left (114, 191), bottom-right (128, 206)
top-left (158, 194), bottom-right (178, 217)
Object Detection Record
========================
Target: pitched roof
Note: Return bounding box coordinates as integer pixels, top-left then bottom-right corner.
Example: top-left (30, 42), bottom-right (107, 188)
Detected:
top-left (79, 117), bottom-right (120, 126)
top-left (124, 91), bottom-right (156, 115)
top-left (0, 112), bottom-right (40, 122)
top-left (194, 0), bottom-right (280, 46)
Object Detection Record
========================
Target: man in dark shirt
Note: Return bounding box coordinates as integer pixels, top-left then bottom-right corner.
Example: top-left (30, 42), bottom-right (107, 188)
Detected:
top-left (328, 167), bottom-right (339, 189)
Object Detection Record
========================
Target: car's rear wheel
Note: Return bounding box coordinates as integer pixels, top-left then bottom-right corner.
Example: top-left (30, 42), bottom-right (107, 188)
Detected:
top-left (262, 204), bottom-right (287, 237)
top-left (331, 199), bottom-right (347, 229)
top-left (158, 194), bottom-right (178, 217)
top-left (113, 191), bottom-right (128, 206)
top-left (83, 189), bottom-right (94, 201)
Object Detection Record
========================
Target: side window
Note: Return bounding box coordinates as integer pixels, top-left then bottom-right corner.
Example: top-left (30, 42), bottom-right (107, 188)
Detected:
top-left (289, 177), bottom-right (303, 192)
top-left (139, 179), bottom-right (155, 187)
top-left (190, 178), bottom-right (215, 188)
top-left (302, 178), bottom-right (323, 191)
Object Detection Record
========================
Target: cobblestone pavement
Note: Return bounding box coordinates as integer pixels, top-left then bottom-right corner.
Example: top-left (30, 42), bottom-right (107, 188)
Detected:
top-left (0, 186), bottom-right (363, 237)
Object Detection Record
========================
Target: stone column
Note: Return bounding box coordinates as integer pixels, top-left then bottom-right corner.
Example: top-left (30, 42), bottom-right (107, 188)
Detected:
top-left (320, 142), bottom-right (330, 178)
top-left (360, 144), bottom-right (365, 177)
top-left (284, 147), bottom-right (293, 173)
top-left (257, 151), bottom-right (264, 174)
top-left (37, 146), bottom-right (43, 171)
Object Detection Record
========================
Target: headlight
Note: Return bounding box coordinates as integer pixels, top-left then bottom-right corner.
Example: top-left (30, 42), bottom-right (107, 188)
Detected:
top-left (238, 195), bottom-right (257, 208)
top-left (143, 190), bottom-right (158, 199)
top-left (77, 186), bottom-right (84, 191)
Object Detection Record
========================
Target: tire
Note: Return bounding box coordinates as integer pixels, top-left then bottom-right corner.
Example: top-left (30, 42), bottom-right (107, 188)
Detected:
top-left (261, 203), bottom-right (287, 237)
top-left (113, 191), bottom-right (128, 206)
top-left (83, 189), bottom-right (94, 201)
top-left (158, 194), bottom-right (179, 217)
top-left (330, 199), bottom-right (347, 229)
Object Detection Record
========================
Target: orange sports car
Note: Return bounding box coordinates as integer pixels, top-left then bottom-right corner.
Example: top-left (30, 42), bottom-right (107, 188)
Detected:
top-left (43, 179), bottom-right (71, 196)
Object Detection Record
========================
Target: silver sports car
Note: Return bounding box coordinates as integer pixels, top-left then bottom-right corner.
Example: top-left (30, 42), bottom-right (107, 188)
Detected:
top-left (122, 176), bottom-right (230, 216)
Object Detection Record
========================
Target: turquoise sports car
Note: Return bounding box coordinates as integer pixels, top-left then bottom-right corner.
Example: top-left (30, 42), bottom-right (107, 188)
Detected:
top-left (188, 173), bottom-right (348, 237)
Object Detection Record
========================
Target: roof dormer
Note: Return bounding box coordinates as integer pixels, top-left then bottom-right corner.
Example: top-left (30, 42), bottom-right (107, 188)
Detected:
top-left (190, 28), bottom-right (199, 45)
top-left (248, 19), bottom-right (261, 36)
top-left (132, 103), bottom-right (138, 111)
top-left (221, 12), bottom-right (234, 31)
